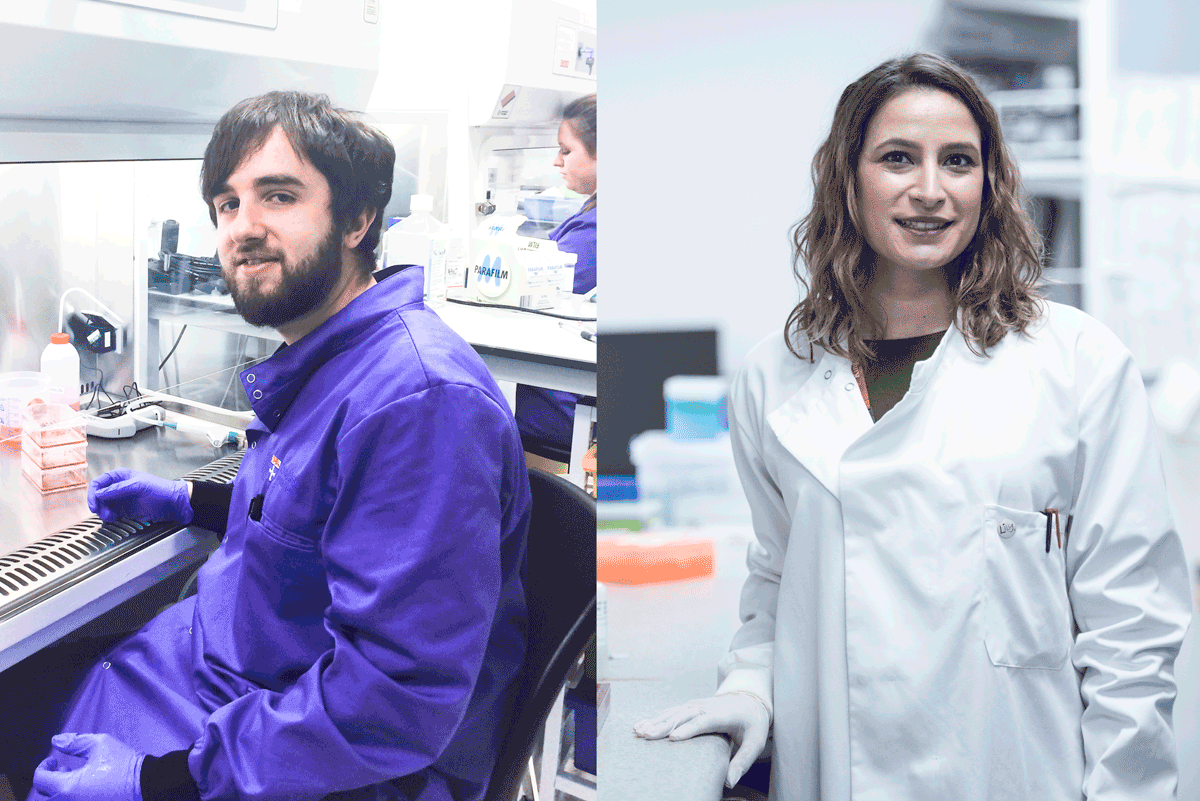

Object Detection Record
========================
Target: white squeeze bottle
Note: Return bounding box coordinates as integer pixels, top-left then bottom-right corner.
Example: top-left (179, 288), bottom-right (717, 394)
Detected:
top-left (388, 194), bottom-right (449, 304)
top-left (41, 333), bottom-right (80, 411)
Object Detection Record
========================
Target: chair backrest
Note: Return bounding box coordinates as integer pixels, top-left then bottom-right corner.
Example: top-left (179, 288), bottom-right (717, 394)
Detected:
top-left (485, 468), bottom-right (596, 801)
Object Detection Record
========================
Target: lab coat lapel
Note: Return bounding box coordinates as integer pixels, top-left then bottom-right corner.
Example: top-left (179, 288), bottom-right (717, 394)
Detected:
top-left (767, 350), bottom-right (872, 498)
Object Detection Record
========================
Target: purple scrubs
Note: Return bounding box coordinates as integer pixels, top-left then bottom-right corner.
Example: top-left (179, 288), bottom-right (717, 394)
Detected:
top-left (50, 268), bottom-right (531, 801)
top-left (554, 203), bottom-right (596, 295)
top-left (515, 202), bottom-right (596, 458)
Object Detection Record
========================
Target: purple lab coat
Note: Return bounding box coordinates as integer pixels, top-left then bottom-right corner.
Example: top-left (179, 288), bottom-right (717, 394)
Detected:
top-left (49, 268), bottom-right (531, 800)
top-left (555, 203), bottom-right (596, 296)
top-left (515, 203), bottom-right (596, 457)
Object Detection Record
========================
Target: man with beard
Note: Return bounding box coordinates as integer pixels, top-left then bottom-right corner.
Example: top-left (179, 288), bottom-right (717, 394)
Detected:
top-left (13, 92), bottom-right (531, 801)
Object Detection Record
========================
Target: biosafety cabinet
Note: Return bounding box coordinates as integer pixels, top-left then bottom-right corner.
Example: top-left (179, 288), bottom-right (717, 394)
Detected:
top-left (0, 0), bottom-right (600, 673)
top-left (0, 0), bottom-right (382, 671)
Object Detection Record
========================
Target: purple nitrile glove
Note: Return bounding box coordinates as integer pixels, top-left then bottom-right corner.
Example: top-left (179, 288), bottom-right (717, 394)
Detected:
top-left (87, 468), bottom-right (193, 524)
top-left (32, 733), bottom-right (144, 801)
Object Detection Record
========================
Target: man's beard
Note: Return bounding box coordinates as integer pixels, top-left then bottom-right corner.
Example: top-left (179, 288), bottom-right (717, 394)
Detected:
top-left (224, 224), bottom-right (342, 328)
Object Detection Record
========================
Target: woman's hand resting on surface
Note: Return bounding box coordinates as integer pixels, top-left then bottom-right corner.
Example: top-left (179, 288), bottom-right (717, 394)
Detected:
top-left (633, 692), bottom-right (770, 788)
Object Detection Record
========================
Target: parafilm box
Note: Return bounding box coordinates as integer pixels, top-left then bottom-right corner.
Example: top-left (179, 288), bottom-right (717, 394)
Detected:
top-left (469, 215), bottom-right (576, 309)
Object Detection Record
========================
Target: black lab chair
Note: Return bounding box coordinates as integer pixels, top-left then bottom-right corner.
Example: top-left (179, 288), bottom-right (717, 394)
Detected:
top-left (485, 468), bottom-right (597, 801)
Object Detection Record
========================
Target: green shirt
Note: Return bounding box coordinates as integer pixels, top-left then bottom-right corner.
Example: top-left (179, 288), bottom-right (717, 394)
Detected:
top-left (861, 330), bottom-right (947, 422)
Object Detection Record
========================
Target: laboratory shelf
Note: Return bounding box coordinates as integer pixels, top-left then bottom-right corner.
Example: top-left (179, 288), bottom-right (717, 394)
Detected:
top-left (1099, 170), bottom-right (1200, 191)
top-left (1011, 140), bottom-right (1081, 160)
top-left (152, 308), bottom-right (284, 342)
top-left (147, 290), bottom-right (282, 341)
top-left (1041, 267), bottom-right (1085, 288)
top-left (989, 88), bottom-right (1081, 108)
top-left (435, 301), bottom-right (597, 396)
top-left (1019, 158), bottom-right (1084, 178)
top-left (1019, 159), bottom-right (1085, 199)
top-left (147, 289), bottom-right (235, 311)
top-left (948, 0), bottom-right (1081, 19)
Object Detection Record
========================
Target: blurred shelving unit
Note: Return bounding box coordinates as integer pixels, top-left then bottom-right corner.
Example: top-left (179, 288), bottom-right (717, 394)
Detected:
top-left (1081, 0), bottom-right (1200, 379)
top-left (934, 13), bottom-right (1200, 801)
top-left (932, 0), bottom-right (1086, 309)
top-left (935, 0), bottom-right (1200, 379)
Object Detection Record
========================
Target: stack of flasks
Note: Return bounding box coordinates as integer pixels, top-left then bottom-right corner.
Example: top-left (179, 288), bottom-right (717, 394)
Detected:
top-left (21, 402), bottom-right (88, 494)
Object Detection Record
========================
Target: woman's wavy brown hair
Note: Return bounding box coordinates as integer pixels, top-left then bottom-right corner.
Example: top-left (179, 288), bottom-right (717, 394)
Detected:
top-left (786, 52), bottom-right (1043, 363)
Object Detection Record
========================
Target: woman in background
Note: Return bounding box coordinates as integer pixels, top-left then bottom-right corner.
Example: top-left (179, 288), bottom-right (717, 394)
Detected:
top-left (516, 93), bottom-right (596, 471)
top-left (635, 53), bottom-right (1191, 800)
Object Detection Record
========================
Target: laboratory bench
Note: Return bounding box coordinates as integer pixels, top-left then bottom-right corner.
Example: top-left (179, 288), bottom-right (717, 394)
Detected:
top-left (436, 299), bottom-right (597, 487)
top-left (434, 300), bottom-right (596, 397)
top-left (599, 526), bottom-right (756, 801)
top-left (0, 426), bottom-right (240, 673)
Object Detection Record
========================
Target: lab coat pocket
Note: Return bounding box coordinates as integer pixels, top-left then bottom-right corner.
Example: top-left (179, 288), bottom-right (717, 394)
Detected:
top-left (251, 476), bottom-right (328, 624)
top-left (981, 505), bottom-right (1071, 669)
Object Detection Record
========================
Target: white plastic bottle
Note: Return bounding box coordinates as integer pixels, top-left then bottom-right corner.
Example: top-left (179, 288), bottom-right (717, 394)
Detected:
top-left (387, 195), bottom-right (449, 304)
top-left (437, 232), bottom-right (469, 298)
top-left (40, 333), bottom-right (80, 411)
top-left (426, 235), bottom-right (451, 309)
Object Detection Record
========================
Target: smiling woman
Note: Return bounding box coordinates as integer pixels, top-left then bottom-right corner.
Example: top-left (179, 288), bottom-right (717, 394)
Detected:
top-left (854, 89), bottom-right (983, 327)
top-left (634, 52), bottom-right (1193, 801)
top-left (792, 53), bottom-right (1041, 367)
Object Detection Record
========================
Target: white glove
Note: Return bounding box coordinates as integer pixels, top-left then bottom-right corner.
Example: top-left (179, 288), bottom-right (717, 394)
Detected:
top-left (633, 692), bottom-right (770, 788)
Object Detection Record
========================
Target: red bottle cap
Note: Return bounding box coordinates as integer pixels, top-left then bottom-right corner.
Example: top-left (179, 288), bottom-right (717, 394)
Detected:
top-left (51, 332), bottom-right (70, 345)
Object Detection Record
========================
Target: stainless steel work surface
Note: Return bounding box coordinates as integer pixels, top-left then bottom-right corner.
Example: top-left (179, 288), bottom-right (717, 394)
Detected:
top-left (0, 426), bottom-right (242, 671)
top-left (0, 426), bottom-right (238, 556)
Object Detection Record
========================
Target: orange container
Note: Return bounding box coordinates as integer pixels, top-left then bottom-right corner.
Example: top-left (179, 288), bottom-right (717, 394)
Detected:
top-left (597, 537), bottom-right (715, 584)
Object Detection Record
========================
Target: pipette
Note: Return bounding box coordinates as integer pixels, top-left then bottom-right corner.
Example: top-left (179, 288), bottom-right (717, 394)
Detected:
top-left (127, 408), bottom-right (244, 448)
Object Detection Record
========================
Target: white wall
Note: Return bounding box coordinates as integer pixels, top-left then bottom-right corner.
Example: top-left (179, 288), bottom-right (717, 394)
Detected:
top-left (604, 0), bottom-right (941, 374)
top-left (367, 0), bottom-right (507, 236)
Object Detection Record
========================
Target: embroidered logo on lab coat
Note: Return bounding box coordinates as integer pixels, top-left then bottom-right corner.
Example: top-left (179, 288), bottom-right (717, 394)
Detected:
top-left (270, 455), bottom-right (281, 481)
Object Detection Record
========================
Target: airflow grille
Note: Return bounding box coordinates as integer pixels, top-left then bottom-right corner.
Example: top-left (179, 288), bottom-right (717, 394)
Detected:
top-left (0, 449), bottom-right (245, 621)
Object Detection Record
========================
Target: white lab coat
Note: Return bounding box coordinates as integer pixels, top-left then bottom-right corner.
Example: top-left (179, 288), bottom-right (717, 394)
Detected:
top-left (716, 301), bottom-right (1192, 801)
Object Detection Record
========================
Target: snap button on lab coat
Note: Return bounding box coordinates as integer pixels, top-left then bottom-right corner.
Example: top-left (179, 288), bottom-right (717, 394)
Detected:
top-left (251, 442), bottom-right (257, 449)
top-left (824, 370), bottom-right (832, 379)
top-left (998, 519), bottom-right (1016, 539)
top-left (253, 390), bottom-right (262, 400)
top-left (102, 662), bottom-right (111, 669)
top-left (845, 382), bottom-right (854, 391)
top-left (247, 374), bottom-right (255, 383)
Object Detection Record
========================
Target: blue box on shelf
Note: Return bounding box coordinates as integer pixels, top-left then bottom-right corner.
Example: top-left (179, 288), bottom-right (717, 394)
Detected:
top-left (664, 375), bottom-right (727, 440)
top-left (597, 474), bottom-right (637, 501)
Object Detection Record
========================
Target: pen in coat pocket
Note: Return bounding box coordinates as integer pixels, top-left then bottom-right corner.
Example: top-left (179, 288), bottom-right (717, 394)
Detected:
top-left (1042, 508), bottom-right (1061, 553)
